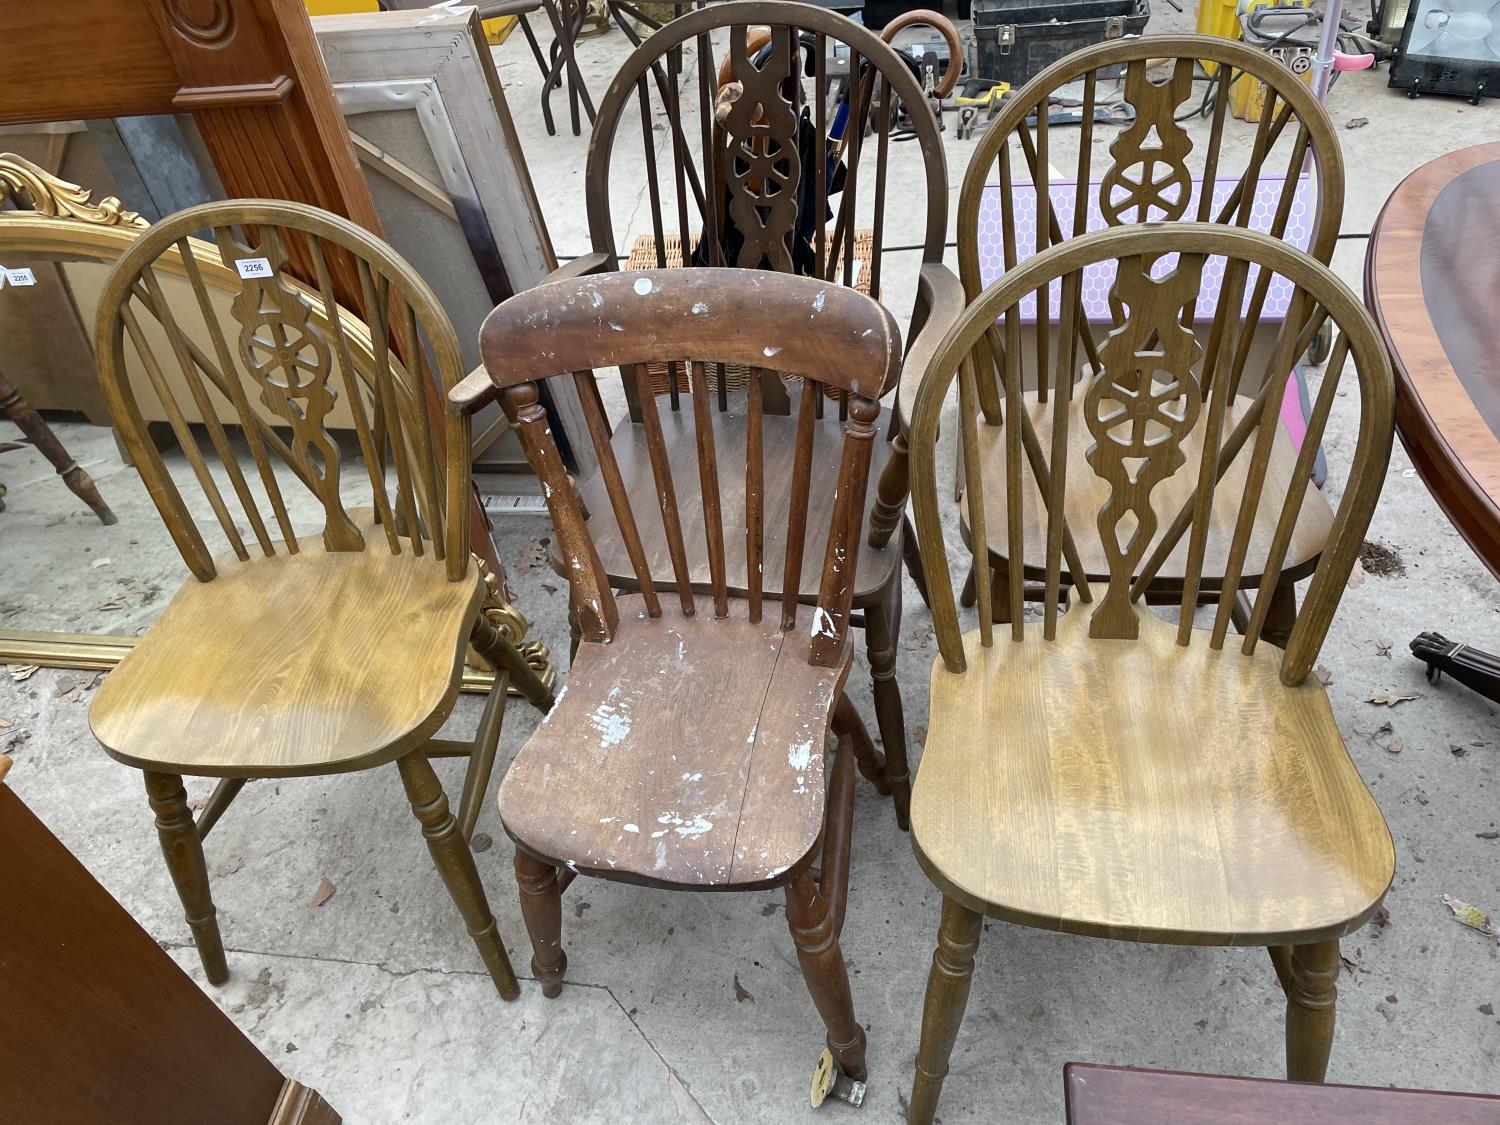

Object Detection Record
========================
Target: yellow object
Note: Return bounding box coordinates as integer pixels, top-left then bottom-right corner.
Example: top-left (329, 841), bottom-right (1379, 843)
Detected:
top-left (953, 83), bottom-right (1010, 108)
top-left (1197, 0), bottom-right (1302, 74)
top-left (483, 14), bottom-right (519, 44)
top-left (1227, 54), bottom-right (1313, 121)
top-left (304, 0), bottom-right (378, 13)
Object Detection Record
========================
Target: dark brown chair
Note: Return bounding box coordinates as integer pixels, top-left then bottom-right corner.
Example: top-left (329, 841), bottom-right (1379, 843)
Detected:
top-left (451, 266), bottom-right (903, 1098)
top-left (939, 36), bottom-right (1347, 644)
top-left (548, 0), bottom-right (962, 829)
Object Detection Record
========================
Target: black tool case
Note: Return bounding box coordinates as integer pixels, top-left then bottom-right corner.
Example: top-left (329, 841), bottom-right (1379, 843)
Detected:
top-left (969, 0), bottom-right (1150, 88)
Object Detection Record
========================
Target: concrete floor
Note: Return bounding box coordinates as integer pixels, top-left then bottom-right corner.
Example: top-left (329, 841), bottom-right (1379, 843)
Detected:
top-left (3, 8), bottom-right (1500, 1123)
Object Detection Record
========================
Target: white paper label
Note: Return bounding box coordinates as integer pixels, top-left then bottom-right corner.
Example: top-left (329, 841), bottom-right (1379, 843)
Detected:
top-left (4, 267), bottom-right (36, 287)
top-left (235, 257), bottom-right (273, 280)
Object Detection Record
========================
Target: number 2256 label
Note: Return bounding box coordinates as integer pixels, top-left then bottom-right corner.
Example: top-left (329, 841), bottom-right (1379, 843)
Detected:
top-left (235, 257), bottom-right (273, 280)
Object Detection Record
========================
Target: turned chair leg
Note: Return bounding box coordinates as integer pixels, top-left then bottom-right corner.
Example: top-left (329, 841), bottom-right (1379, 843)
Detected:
top-left (143, 771), bottom-right (228, 985)
top-left (864, 581), bottom-right (911, 830)
top-left (396, 751), bottom-right (520, 1001)
top-left (1262, 577), bottom-right (1299, 649)
top-left (1284, 939), bottom-right (1340, 1082)
top-left (909, 895), bottom-right (984, 1125)
top-left (785, 869), bottom-right (867, 1082)
top-left (515, 847), bottom-right (568, 997)
top-left (834, 692), bottom-right (890, 796)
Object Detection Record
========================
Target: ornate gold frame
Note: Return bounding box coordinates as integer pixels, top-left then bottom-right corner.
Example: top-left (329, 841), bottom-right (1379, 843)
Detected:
top-left (0, 155), bottom-right (554, 695)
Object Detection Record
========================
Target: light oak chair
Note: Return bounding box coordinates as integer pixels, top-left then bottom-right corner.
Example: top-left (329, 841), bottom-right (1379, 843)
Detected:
top-left (550, 0), bottom-right (966, 828)
top-left (902, 224), bottom-right (1396, 1124)
top-left (87, 199), bottom-right (552, 999)
top-left (450, 266), bottom-right (902, 1096)
top-left (943, 36), bottom-right (1346, 643)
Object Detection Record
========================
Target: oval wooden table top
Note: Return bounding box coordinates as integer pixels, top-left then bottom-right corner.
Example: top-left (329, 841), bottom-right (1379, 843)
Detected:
top-left (1366, 141), bottom-right (1500, 577)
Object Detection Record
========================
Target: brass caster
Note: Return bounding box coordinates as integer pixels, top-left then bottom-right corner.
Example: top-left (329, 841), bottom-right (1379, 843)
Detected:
top-left (810, 1048), bottom-right (866, 1108)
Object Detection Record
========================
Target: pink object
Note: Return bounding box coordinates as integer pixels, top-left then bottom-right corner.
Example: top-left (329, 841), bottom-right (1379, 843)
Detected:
top-left (976, 174), bottom-right (1316, 322)
top-left (1332, 49), bottom-right (1376, 71)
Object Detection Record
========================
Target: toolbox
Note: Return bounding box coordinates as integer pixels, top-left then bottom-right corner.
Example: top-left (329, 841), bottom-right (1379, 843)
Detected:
top-left (969, 0), bottom-right (1150, 88)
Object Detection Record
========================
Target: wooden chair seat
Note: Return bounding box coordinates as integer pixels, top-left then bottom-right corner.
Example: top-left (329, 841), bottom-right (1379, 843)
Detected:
top-left (499, 595), bottom-right (849, 889)
top-left (964, 390), bottom-right (1335, 586)
top-left (564, 400), bottom-right (901, 606)
top-left (91, 516), bottom-right (482, 779)
top-left (910, 609), bottom-right (1394, 946)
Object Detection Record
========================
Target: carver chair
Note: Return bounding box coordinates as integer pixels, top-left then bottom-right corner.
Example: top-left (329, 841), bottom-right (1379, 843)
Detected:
top-left (87, 199), bottom-right (553, 999)
top-left (903, 224), bottom-right (1395, 1123)
top-left (450, 266), bottom-right (902, 1099)
top-left (546, 0), bottom-right (962, 828)
top-left (937, 36), bottom-right (1346, 642)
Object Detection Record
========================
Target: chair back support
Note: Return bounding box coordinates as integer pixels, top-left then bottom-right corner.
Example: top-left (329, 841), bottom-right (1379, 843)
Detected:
top-left (464, 267), bottom-right (902, 667)
top-left (95, 200), bottom-right (471, 583)
top-left (909, 225), bottom-right (1393, 685)
top-left (585, 1), bottom-right (947, 300)
top-left (957, 36), bottom-right (1343, 411)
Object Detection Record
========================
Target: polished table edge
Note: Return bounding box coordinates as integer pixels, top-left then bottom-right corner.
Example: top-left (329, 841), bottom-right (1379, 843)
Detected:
top-left (1364, 140), bottom-right (1500, 579)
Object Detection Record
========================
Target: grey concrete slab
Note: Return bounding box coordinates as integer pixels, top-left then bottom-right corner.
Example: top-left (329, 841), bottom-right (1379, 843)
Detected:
top-left (3, 17), bottom-right (1499, 1125)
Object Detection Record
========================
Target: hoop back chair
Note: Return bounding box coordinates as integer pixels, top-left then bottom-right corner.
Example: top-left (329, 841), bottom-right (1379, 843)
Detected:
top-left (903, 224), bottom-right (1395, 1123)
top-left (87, 199), bottom-right (552, 999)
top-left (947, 36), bottom-right (1347, 641)
top-left (550, 0), bottom-right (960, 828)
top-left (451, 266), bottom-right (902, 1090)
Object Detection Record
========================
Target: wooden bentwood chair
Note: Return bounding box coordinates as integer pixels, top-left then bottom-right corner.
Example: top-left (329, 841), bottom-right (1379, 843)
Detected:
top-left (450, 267), bottom-right (902, 1098)
top-left (903, 225), bottom-right (1396, 1124)
top-left (550, 0), bottom-right (964, 828)
top-left (947, 36), bottom-right (1346, 643)
top-left (87, 200), bottom-right (553, 999)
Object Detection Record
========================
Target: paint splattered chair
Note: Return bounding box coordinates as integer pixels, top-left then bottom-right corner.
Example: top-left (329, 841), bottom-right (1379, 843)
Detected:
top-left (87, 199), bottom-right (552, 998)
top-left (451, 266), bottom-right (902, 1099)
top-left (902, 225), bottom-right (1395, 1122)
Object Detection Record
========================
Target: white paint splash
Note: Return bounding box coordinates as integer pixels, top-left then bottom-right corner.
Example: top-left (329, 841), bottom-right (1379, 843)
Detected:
top-left (788, 741), bottom-right (813, 771)
top-left (812, 289), bottom-right (827, 312)
top-left (657, 811), bottom-right (713, 838)
top-left (763, 345), bottom-right (782, 358)
top-left (623, 823), bottom-right (640, 833)
top-left (810, 606), bottom-right (838, 639)
top-left (691, 301), bottom-right (709, 315)
top-left (634, 277), bottom-right (654, 295)
top-left (608, 321), bottom-right (625, 332)
top-left (587, 685), bottom-right (633, 748)
top-left (681, 771), bottom-right (703, 782)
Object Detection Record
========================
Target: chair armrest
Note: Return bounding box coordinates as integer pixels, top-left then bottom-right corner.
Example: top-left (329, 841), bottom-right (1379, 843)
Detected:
top-left (542, 251), bottom-right (615, 286)
top-left (896, 261), bottom-right (966, 430)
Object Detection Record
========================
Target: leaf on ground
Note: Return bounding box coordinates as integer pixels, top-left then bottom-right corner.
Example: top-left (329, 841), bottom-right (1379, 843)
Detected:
top-left (1346, 559), bottom-right (1365, 588)
top-left (1373, 906), bottom-right (1390, 928)
top-left (52, 676), bottom-right (77, 699)
top-left (1345, 116), bottom-right (1369, 128)
top-left (1313, 665), bottom-right (1333, 686)
top-left (1441, 894), bottom-right (1499, 942)
top-left (7, 665), bottom-right (38, 683)
top-left (96, 595), bottom-right (127, 611)
top-left (471, 832), bottom-right (493, 853)
top-left (1477, 831), bottom-right (1499, 841)
top-left (311, 877), bottom-right (337, 907)
top-left (733, 973), bottom-right (754, 1003)
top-left (1366, 689), bottom-right (1421, 707)
top-left (913, 725), bottom-right (927, 748)
top-left (1384, 739), bottom-right (1404, 755)
top-left (516, 539), bottom-right (549, 573)
top-left (1376, 636), bottom-right (1393, 657)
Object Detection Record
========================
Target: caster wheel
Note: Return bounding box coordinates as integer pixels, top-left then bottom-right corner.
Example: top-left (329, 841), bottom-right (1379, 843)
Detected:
top-left (811, 1047), bottom-right (866, 1108)
top-left (1306, 323), bottom-right (1332, 365)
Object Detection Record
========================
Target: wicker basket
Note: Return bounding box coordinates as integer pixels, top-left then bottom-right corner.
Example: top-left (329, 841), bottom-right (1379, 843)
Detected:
top-left (625, 230), bottom-right (876, 397)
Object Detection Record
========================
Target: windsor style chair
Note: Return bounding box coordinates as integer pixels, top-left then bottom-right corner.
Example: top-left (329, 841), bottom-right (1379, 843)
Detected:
top-left (902, 225), bottom-right (1396, 1124)
top-left (939, 36), bottom-right (1346, 642)
top-left (549, 0), bottom-right (960, 829)
top-left (451, 266), bottom-right (902, 1097)
top-left (86, 199), bottom-right (553, 1000)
